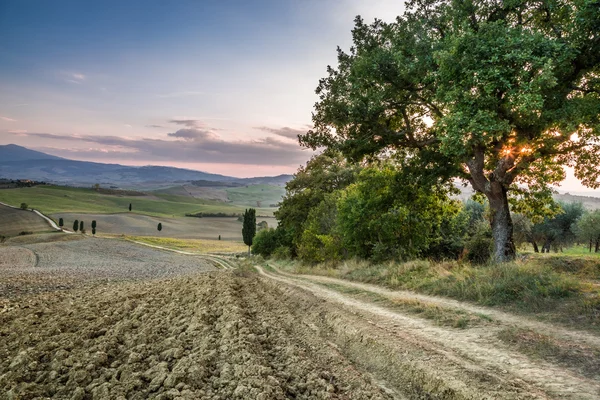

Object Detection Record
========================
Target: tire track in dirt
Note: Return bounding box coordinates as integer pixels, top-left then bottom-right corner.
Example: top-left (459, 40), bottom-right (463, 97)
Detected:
top-left (255, 266), bottom-right (600, 399)
top-left (276, 268), bottom-right (600, 350)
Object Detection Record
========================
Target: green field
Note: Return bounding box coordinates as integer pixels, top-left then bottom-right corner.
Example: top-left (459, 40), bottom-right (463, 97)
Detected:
top-left (225, 184), bottom-right (285, 208)
top-left (0, 185), bottom-right (275, 218)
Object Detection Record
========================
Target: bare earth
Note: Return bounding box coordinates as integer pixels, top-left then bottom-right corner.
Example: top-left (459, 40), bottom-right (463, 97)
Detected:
top-left (0, 204), bottom-right (54, 236)
top-left (1, 234), bottom-right (599, 399)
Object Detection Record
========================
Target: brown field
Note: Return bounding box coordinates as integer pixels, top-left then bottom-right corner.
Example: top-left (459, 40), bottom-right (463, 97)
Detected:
top-left (51, 213), bottom-right (277, 241)
top-left (0, 204), bottom-right (54, 237)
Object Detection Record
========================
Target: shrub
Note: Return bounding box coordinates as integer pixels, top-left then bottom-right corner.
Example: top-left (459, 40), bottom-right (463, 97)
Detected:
top-left (272, 246), bottom-right (291, 260)
top-left (465, 221), bottom-right (492, 264)
top-left (252, 228), bottom-right (279, 257)
top-left (20, 203), bottom-right (28, 210)
top-left (18, 231), bottom-right (33, 236)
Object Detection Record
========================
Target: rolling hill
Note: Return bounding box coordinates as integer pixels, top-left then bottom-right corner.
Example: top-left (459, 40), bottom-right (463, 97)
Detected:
top-left (0, 144), bottom-right (292, 187)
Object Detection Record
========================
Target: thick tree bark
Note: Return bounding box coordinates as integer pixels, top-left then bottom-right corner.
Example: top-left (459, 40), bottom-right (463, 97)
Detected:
top-left (487, 183), bottom-right (516, 262)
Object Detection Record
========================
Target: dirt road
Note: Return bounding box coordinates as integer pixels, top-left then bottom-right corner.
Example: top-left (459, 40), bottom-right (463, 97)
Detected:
top-left (255, 265), bottom-right (600, 399)
top-left (1, 235), bottom-right (599, 399)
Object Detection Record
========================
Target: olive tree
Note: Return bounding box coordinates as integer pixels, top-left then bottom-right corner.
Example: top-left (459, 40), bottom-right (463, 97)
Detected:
top-left (300, 0), bottom-right (600, 261)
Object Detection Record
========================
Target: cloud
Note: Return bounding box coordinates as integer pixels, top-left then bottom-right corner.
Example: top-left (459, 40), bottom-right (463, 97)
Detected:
top-left (64, 72), bottom-right (86, 84)
top-left (9, 129), bottom-right (313, 166)
top-left (146, 124), bottom-right (165, 128)
top-left (124, 124), bottom-right (132, 128)
top-left (0, 116), bottom-right (17, 122)
top-left (169, 119), bottom-right (202, 128)
top-left (254, 126), bottom-right (308, 140)
top-left (7, 129), bottom-right (27, 134)
top-left (167, 128), bottom-right (217, 141)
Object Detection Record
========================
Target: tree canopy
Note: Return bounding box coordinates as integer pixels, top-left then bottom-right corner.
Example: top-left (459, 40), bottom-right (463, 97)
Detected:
top-left (300, 0), bottom-right (600, 261)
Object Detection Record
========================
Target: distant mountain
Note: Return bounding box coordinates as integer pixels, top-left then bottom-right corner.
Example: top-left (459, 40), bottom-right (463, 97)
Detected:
top-left (0, 144), bottom-right (293, 187)
top-left (235, 174), bottom-right (293, 186)
top-left (0, 144), bottom-right (64, 162)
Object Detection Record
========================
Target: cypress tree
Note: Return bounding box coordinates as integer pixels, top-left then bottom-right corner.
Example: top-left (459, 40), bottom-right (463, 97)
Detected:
top-left (242, 208), bottom-right (256, 255)
top-left (157, 222), bottom-right (162, 232)
top-left (73, 220), bottom-right (79, 232)
top-left (59, 218), bottom-right (64, 229)
top-left (79, 221), bottom-right (84, 233)
top-left (129, 203), bottom-right (132, 212)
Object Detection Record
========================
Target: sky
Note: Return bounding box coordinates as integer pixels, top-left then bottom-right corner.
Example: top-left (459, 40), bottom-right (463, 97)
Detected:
top-left (0, 0), bottom-right (598, 194)
top-left (0, 0), bottom-right (406, 177)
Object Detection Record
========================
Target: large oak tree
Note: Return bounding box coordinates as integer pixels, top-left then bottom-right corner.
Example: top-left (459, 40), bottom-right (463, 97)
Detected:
top-left (300, 0), bottom-right (600, 261)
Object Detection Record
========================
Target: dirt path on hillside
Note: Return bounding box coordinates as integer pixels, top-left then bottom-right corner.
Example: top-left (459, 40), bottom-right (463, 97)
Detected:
top-left (256, 266), bottom-right (600, 399)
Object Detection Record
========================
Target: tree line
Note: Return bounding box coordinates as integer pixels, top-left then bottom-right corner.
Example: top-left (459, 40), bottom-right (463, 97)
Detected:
top-left (252, 152), bottom-right (600, 263)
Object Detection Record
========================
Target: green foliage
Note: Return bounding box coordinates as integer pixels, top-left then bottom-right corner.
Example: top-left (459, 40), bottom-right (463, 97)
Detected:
top-left (242, 208), bottom-right (256, 248)
top-left (58, 217), bottom-right (64, 227)
top-left (272, 245), bottom-right (292, 260)
top-left (298, 193), bottom-right (343, 263)
top-left (533, 202), bottom-right (585, 252)
top-left (91, 220), bottom-right (97, 229)
top-left (19, 203), bottom-right (28, 210)
top-left (92, 227), bottom-right (96, 236)
top-left (129, 203), bottom-right (132, 211)
top-left (79, 221), bottom-right (84, 233)
top-left (73, 219), bottom-right (79, 232)
top-left (336, 164), bottom-right (460, 261)
top-left (465, 221), bottom-right (493, 264)
top-left (300, 1), bottom-right (600, 261)
top-left (252, 228), bottom-right (280, 257)
top-left (275, 152), bottom-right (360, 254)
top-left (574, 210), bottom-right (600, 252)
top-left (157, 222), bottom-right (162, 232)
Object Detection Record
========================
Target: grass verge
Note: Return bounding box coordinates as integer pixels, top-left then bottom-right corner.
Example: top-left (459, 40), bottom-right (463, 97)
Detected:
top-left (277, 257), bottom-right (600, 331)
top-left (498, 327), bottom-right (600, 379)
top-left (124, 235), bottom-right (247, 253)
top-left (318, 282), bottom-right (492, 329)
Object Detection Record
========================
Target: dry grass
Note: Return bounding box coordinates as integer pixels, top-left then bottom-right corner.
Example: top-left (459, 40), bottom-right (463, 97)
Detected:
top-left (319, 282), bottom-right (493, 329)
top-left (125, 235), bottom-right (247, 254)
top-left (498, 327), bottom-right (600, 379)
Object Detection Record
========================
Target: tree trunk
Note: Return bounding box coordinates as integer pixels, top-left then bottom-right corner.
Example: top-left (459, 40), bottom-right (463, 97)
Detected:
top-left (487, 184), bottom-right (516, 262)
top-left (531, 240), bottom-right (539, 253)
top-left (590, 239), bottom-right (593, 253)
top-left (542, 239), bottom-right (552, 253)
top-left (595, 239), bottom-right (599, 253)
